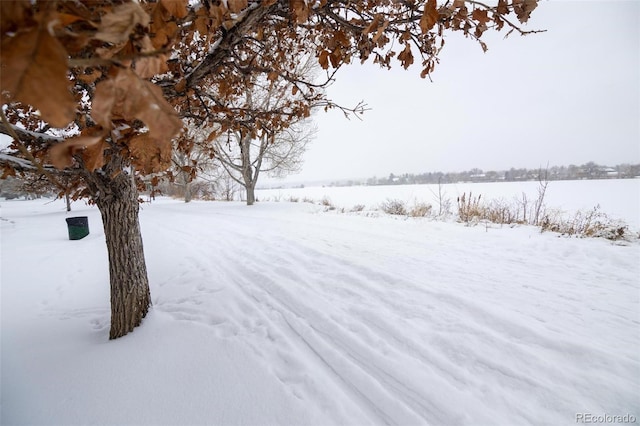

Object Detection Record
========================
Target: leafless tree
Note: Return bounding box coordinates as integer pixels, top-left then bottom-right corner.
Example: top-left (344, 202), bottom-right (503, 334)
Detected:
top-left (215, 120), bottom-right (316, 205)
top-left (172, 119), bottom-right (223, 202)
top-left (212, 56), bottom-right (319, 205)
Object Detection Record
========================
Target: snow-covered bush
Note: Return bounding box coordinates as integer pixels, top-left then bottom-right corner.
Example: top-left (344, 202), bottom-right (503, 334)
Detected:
top-left (409, 202), bottom-right (432, 217)
top-left (541, 206), bottom-right (634, 241)
top-left (381, 199), bottom-right (407, 215)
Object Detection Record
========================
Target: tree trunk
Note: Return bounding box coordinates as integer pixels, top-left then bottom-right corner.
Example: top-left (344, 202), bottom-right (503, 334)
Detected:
top-left (65, 191), bottom-right (71, 212)
top-left (238, 134), bottom-right (256, 206)
top-left (97, 193), bottom-right (151, 339)
top-left (88, 153), bottom-right (151, 340)
top-left (246, 184), bottom-right (255, 205)
top-left (242, 165), bottom-right (255, 205)
top-left (184, 181), bottom-right (192, 203)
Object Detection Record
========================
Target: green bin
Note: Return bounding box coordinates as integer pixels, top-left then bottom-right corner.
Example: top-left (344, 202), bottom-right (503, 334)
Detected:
top-left (66, 216), bottom-right (89, 240)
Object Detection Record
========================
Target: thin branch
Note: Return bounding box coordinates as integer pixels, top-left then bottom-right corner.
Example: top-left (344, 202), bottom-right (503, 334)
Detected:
top-left (217, 158), bottom-right (245, 187)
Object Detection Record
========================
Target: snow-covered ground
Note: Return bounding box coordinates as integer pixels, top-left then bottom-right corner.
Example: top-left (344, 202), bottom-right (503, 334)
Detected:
top-left (257, 179), bottom-right (640, 230)
top-left (1, 197), bottom-right (639, 425)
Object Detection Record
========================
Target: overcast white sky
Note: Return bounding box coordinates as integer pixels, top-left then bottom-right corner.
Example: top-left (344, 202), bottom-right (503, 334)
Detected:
top-left (269, 0), bottom-right (640, 184)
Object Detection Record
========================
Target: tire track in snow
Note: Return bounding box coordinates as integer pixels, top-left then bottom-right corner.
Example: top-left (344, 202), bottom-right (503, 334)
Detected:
top-left (298, 243), bottom-right (639, 419)
top-left (212, 225), bottom-right (637, 424)
top-left (198, 222), bottom-right (533, 422)
top-left (140, 202), bottom-right (640, 423)
top-left (212, 240), bottom-right (493, 425)
top-left (292, 239), bottom-right (640, 378)
top-left (217, 263), bottom-right (436, 425)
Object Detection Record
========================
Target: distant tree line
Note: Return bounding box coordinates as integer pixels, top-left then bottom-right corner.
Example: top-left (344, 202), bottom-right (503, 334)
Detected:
top-left (329, 162), bottom-right (640, 187)
top-left (4, 161), bottom-right (639, 199)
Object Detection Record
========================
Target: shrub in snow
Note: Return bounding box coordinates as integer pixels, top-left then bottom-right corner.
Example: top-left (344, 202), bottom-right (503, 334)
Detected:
top-left (457, 193), bottom-right (530, 225)
top-left (541, 206), bottom-right (635, 241)
top-left (381, 199), bottom-right (407, 216)
top-left (409, 202), bottom-right (432, 217)
top-left (456, 192), bottom-right (483, 223)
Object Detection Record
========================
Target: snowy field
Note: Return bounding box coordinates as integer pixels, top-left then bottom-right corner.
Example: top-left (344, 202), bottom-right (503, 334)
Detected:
top-left (1, 196), bottom-right (639, 425)
top-left (257, 179), bottom-right (640, 230)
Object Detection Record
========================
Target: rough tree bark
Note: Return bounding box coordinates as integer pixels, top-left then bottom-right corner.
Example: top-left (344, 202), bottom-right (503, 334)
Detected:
top-left (239, 135), bottom-right (257, 206)
top-left (245, 180), bottom-right (256, 205)
top-left (65, 190), bottom-right (71, 211)
top-left (242, 168), bottom-right (256, 205)
top-left (184, 181), bottom-right (193, 203)
top-left (86, 150), bottom-right (151, 339)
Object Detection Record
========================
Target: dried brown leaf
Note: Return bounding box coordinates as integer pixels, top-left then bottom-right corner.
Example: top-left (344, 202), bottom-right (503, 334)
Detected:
top-left (397, 43), bottom-right (414, 69)
top-left (152, 20), bottom-right (179, 49)
top-left (77, 68), bottom-right (103, 84)
top-left (92, 69), bottom-right (182, 142)
top-left (1, 165), bottom-right (17, 179)
top-left (175, 79), bottom-right (187, 93)
top-left (49, 136), bottom-right (103, 169)
top-left (363, 14), bottom-right (381, 36)
top-left (94, 2), bottom-right (150, 44)
top-left (471, 9), bottom-right (490, 25)
top-left (59, 14), bottom-right (83, 28)
top-left (318, 50), bottom-right (329, 69)
top-left (81, 139), bottom-right (108, 172)
top-left (228, 0), bottom-right (248, 14)
top-left (0, 27), bottom-right (75, 128)
top-left (497, 0), bottom-right (509, 15)
top-left (195, 15), bottom-right (210, 34)
top-left (512, 0), bottom-right (538, 23)
top-left (419, 0), bottom-right (439, 33)
top-left (0, 0), bottom-right (30, 33)
top-left (332, 30), bottom-right (350, 48)
top-left (95, 41), bottom-right (129, 60)
top-left (206, 130), bottom-right (221, 142)
top-left (329, 49), bottom-right (341, 68)
top-left (134, 36), bottom-right (169, 78)
top-left (160, 0), bottom-right (188, 19)
top-left (209, 5), bottom-right (226, 28)
top-left (128, 133), bottom-right (172, 174)
top-left (290, 0), bottom-right (309, 23)
top-left (92, 77), bottom-right (117, 128)
top-left (372, 20), bottom-right (389, 44)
